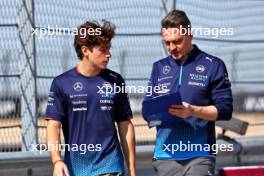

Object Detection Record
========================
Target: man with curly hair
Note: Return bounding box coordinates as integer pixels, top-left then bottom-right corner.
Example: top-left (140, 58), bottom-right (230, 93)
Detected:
top-left (46, 20), bottom-right (136, 176)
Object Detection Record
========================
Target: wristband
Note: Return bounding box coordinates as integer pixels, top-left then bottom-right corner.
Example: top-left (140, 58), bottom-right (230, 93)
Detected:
top-left (53, 159), bottom-right (63, 166)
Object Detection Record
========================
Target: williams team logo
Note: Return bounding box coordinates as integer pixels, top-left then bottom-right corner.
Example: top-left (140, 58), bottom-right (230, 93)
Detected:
top-left (102, 82), bottom-right (112, 89)
top-left (73, 82), bottom-right (83, 91)
top-left (163, 65), bottom-right (171, 74)
top-left (195, 65), bottom-right (205, 73)
top-left (97, 82), bottom-right (115, 98)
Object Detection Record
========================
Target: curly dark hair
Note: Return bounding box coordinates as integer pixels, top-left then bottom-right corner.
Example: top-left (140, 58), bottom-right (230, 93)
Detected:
top-left (74, 20), bottom-right (116, 60)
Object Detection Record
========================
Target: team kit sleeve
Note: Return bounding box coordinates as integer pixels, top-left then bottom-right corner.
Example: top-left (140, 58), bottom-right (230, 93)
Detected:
top-left (144, 63), bottom-right (157, 100)
top-left (45, 79), bottom-right (66, 121)
top-left (113, 76), bottom-right (133, 122)
top-left (210, 60), bottom-right (233, 121)
top-left (142, 63), bottom-right (157, 121)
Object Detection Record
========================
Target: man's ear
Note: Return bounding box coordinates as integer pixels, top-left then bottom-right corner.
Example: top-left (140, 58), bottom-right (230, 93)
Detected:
top-left (81, 46), bottom-right (92, 57)
top-left (185, 34), bottom-right (193, 44)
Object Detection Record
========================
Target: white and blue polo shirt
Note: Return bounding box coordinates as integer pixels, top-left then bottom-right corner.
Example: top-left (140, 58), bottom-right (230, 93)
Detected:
top-left (46, 67), bottom-right (132, 176)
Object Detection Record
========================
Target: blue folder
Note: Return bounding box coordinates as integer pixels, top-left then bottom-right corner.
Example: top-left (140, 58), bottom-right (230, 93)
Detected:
top-left (142, 92), bottom-right (209, 129)
top-left (142, 92), bottom-right (183, 127)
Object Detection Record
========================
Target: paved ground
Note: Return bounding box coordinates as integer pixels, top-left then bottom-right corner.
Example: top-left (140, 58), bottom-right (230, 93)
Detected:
top-left (0, 113), bottom-right (264, 175)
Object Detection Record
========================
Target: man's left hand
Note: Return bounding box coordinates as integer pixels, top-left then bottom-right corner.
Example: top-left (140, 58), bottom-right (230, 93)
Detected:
top-left (169, 102), bottom-right (193, 119)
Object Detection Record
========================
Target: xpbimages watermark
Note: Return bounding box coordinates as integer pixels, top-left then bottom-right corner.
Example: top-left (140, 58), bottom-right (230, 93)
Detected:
top-left (163, 141), bottom-right (234, 155)
top-left (97, 83), bottom-right (169, 97)
top-left (31, 25), bottom-right (102, 38)
top-left (31, 142), bottom-right (102, 154)
top-left (162, 25), bottom-right (234, 38)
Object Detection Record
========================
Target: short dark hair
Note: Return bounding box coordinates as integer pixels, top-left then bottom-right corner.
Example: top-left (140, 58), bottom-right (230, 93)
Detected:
top-left (161, 10), bottom-right (191, 29)
top-left (74, 20), bottom-right (116, 60)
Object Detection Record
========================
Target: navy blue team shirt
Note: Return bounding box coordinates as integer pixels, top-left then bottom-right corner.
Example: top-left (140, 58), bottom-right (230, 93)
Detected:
top-left (46, 67), bottom-right (132, 176)
top-left (144, 45), bottom-right (233, 160)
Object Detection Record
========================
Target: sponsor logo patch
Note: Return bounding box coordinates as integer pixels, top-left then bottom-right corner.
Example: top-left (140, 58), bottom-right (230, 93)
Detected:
top-left (195, 65), bottom-right (205, 73)
top-left (162, 65), bottom-right (171, 74)
top-left (73, 82), bottom-right (83, 91)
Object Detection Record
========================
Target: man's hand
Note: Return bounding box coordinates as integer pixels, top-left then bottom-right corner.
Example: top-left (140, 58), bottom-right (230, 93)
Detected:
top-left (169, 102), bottom-right (193, 119)
top-left (169, 102), bottom-right (218, 121)
top-left (53, 161), bottom-right (70, 176)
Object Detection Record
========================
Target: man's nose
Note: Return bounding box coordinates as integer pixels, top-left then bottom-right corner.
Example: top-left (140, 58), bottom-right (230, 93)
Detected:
top-left (169, 42), bottom-right (176, 52)
top-left (105, 51), bottom-right (111, 59)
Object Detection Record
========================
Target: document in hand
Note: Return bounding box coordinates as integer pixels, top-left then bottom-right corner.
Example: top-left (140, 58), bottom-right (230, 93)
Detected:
top-left (142, 92), bottom-right (183, 128)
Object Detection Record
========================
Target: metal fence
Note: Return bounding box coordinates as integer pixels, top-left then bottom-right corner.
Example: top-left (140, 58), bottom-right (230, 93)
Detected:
top-left (1, 0), bottom-right (264, 155)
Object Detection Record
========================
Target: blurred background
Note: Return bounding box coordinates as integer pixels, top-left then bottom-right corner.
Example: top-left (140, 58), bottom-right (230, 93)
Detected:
top-left (0, 0), bottom-right (264, 175)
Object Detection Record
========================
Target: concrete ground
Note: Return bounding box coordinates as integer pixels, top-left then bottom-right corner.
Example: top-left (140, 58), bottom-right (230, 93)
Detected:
top-left (0, 113), bottom-right (264, 176)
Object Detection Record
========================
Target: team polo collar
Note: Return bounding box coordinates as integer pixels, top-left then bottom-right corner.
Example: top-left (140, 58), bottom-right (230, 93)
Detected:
top-left (168, 45), bottom-right (201, 66)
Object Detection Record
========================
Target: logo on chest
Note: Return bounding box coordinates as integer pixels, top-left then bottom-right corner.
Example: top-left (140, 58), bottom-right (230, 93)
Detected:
top-left (163, 65), bottom-right (171, 74)
top-left (189, 73), bottom-right (208, 82)
top-left (73, 82), bottom-right (83, 91)
top-left (195, 65), bottom-right (205, 73)
top-left (188, 73), bottom-right (208, 87)
top-left (98, 82), bottom-right (115, 111)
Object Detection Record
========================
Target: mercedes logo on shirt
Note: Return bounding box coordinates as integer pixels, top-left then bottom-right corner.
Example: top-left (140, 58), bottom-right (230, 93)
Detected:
top-left (73, 82), bottom-right (83, 91)
top-left (163, 65), bottom-right (171, 74)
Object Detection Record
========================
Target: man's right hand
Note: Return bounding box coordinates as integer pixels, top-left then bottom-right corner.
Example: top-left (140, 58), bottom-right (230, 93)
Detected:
top-left (53, 161), bottom-right (70, 176)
